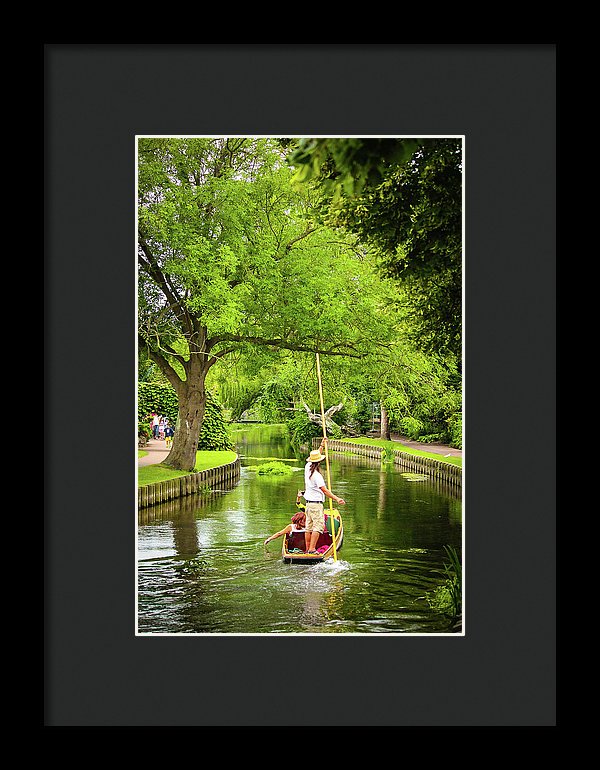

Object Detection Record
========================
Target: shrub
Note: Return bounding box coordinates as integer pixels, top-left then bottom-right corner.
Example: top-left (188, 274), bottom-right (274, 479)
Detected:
top-left (138, 382), bottom-right (178, 425)
top-left (138, 421), bottom-right (152, 440)
top-left (285, 411), bottom-right (343, 448)
top-left (138, 381), bottom-right (232, 450)
top-left (197, 392), bottom-right (234, 451)
top-left (286, 412), bottom-right (322, 448)
top-left (399, 415), bottom-right (424, 440)
top-left (447, 414), bottom-right (462, 449)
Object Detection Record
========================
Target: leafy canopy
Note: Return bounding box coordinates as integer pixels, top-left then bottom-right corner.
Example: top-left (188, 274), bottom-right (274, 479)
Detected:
top-left (285, 137), bottom-right (463, 360)
top-left (138, 137), bottom-right (397, 373)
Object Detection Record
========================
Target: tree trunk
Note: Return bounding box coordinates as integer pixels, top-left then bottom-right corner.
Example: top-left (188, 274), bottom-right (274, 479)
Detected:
top-left (163, 374), bottom-right (208, 471)
top-left (380, 403), bottom-right (391, 441)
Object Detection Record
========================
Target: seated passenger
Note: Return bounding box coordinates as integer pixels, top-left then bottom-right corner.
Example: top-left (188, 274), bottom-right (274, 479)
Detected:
top-left (264, 512), bottom-right (306, 547)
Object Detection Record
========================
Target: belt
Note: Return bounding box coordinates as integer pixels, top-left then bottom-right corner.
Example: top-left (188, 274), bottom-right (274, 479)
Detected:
top-left (305, 500), bottom-right (324, 504)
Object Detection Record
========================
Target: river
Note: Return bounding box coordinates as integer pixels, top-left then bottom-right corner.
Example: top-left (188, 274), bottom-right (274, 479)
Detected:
top-left (137, 424), bottom-right (463, 635)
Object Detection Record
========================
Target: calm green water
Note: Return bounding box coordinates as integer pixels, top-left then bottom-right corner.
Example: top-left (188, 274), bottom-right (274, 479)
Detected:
top-left (137, 424), bottom-right (462, 634)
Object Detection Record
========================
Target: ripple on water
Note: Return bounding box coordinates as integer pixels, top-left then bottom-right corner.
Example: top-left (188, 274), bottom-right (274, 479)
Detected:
top-left (137, 425), bottom-right (462, 634)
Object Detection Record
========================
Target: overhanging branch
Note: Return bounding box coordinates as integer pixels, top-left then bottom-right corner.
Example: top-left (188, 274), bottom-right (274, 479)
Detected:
top-left (208, 334), bottom-right (365, 359)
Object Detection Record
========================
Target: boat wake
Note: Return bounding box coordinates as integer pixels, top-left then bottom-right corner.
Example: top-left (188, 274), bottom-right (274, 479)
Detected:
top-left (317, 558), bottom-right (351, 574)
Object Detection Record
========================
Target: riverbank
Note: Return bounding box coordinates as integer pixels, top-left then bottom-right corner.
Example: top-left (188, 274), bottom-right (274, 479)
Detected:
top-left (318, 438), bottom-right (462, 490)
top-left (138, 423), bottom-right (462, 634)
top-left (137, 428), bottom-right (462, 487)
top-left (138, 454), bottom-right (241, 508)
top-left (342, 436), bottom-right (462, 466)
top-left (137, 440), bottom-right (237, 486)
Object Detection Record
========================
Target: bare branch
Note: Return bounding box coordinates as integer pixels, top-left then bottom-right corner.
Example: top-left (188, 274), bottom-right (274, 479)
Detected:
top-left (300, 399), bottom-right (344, 430)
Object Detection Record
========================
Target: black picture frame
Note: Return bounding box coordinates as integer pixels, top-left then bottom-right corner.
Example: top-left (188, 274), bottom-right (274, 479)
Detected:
top-left (44, 43), bottom-right (556, 727)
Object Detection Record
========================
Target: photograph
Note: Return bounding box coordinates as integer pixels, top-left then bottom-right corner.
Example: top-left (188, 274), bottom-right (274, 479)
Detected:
top-left (136, 135), bottom-right (464, 635)
top-left (46, 43), bottom-right (555, 725)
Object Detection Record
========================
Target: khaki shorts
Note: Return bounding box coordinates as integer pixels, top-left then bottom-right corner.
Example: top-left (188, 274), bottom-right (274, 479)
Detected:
top-left (305, 502), bottom-right (324, 533)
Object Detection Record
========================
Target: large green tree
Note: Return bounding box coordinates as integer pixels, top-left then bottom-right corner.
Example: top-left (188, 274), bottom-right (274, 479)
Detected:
top-left (138, 137), bottom-right (394, 470)
top-left (286, 137), bottom-right (463, 361)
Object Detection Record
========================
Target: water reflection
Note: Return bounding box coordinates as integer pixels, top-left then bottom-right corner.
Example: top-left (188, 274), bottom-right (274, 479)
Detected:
top-left (137, 424), bottom-right (463, 635)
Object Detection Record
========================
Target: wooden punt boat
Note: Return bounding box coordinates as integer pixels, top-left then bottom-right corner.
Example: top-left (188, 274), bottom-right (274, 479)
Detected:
top-left (282, 510), bottom-right (343, 564)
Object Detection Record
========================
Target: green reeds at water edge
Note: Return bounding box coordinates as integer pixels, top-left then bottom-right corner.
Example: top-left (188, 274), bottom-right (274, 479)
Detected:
top-left (426, 545), bottom-right (462, 624)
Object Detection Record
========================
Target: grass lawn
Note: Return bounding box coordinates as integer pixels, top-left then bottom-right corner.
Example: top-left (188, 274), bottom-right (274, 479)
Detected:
top-left (138, 450), bottom-right (238, 486)
top-left (340, 437), bottom-right (462, 467)
top-left (138, 450), bottom-right (148, 459)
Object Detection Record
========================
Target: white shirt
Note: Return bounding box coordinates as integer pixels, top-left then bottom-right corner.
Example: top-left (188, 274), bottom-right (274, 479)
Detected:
top-left (304, 463), bottom-right (325, 502)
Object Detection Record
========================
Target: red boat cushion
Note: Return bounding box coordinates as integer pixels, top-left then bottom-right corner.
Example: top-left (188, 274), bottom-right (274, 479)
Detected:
top-left (286, 531), bottom-right (332, 552)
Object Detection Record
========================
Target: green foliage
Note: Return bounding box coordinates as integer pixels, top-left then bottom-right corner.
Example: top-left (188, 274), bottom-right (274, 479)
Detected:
top-left (198, 392), bottom-right (234, 451)
top-left (286, 137), bottom-right (421, 200)
top-left (175, 555), bottom-right (211, 578)
top-left (138, 351), bottom-right (157, 383)
top-left (287, 137), bottom-right (462, 361)
top-left (138, 137), bottom-right (402, 468)
top-left (355, 140), bottom-right (462, 360)
top-left (138, 381), bottom-right (233, 450)
top-left (138, 421), bottom-right (152, 440)
top-left (340, 437), bottom-right (461, 467)
top-left (212, 376), bottom-right (262, 422)
top-left (256, 461), bottom-right (294, 476)
top-left (426, 545), bottom-right (462, 619)
top-left (138, 382), bottom-right (179, 425)
top-left (377, 350), bottom-right (462, 446)
top-left (137, 136), bottom-right (462, 467)
top-left (254, 379), bottom-right (293, 423)
top-left (139, 137), bottom-right (388, 363)
top-left (427, 583), bottom-right (456, 616)
top-left (447, 414), bottom-right (463, 450)
top-left (398, 415), bottom-right (425, 440)
top-left (332, 384), bottom-right (377, 434)
top-left (286, 412), bottom-right (324, 448)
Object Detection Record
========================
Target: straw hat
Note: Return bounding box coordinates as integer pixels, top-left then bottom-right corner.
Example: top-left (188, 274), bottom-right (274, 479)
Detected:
top-left (306, 449), bottom-right (326, 462)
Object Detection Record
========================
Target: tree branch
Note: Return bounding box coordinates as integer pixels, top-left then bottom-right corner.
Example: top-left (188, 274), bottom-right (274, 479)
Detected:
top-left (285, 225), bottom-right (318, 251)
top-left (206, 347), bottom-right (237, 370)
top-left (138, 236), bottom-right (195, 336)
top-left (143, 341), bottom-right (186, 393)
top-left (301, 399), bottom-right (344, 429)
top-left (207, 334), bottom-right (365, 358)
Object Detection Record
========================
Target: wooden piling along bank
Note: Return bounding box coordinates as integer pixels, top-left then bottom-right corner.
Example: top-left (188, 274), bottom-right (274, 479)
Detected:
top-left (138, 457), bottom-right (241, 509)
top-left (313, 439), bottom-right (462, 490)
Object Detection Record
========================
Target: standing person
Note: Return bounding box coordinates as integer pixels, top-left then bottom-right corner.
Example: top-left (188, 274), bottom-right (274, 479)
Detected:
top-left (151, 411), bottom-right (160, 439)
top-left (303, 438), bottom-right (345, 554)
top-left (164, 422), bottom-right (174, 449)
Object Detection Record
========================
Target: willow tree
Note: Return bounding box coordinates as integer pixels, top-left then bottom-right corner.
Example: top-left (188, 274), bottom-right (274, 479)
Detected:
top-left (138, 137), bottom-right (393, 470)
